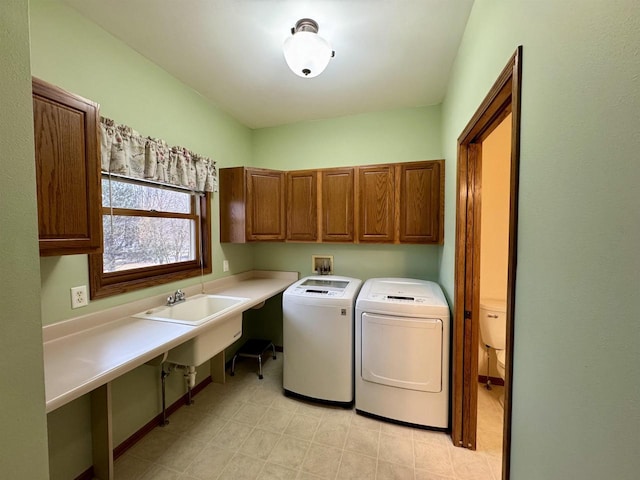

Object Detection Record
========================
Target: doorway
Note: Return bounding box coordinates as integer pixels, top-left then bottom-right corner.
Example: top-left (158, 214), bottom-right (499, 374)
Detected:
top-left (451, 46), bottom-right (522, 480)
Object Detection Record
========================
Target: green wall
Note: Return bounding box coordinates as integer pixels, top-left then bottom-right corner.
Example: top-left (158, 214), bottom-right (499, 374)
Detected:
top-left (28, 1), bottom-right (256, 477)
top-left (251, 106), bottom-right (443, 283)
top-left (440, 1), bottom-right (640, 478)
top-left (30, 0), bottom-right (254, 326)
top-left (29, 3), bottom-right (445, 478)
top-left (0, 1), bottom-right (50, 478)
top-left (252, 106), bottom-right (441, 170)
top-left (23, 0), bottom-right (640, 479)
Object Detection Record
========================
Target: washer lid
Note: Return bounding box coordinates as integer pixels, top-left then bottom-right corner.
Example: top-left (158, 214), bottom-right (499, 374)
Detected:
top-left (285, 275), bottom-right (362, 298)
top-left (300, 278), bottom-right (349, 289)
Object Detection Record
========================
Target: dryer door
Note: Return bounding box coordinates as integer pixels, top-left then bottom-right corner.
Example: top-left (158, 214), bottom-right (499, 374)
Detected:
top-left (361, 312), bottom-right (442, 393)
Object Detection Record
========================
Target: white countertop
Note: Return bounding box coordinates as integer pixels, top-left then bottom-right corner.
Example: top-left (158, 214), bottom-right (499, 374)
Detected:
top-left (43, 271), bottom-right (298, 413)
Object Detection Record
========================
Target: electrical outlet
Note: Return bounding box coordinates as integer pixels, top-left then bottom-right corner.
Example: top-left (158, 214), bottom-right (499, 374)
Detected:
top-left (71, 285), bottom-right (88, 309)
top-left (223, 260), bottom-right (229, 272)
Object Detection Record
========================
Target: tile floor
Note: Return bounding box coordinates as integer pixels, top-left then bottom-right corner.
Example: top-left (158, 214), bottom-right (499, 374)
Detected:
top-left (113, 356), bottom-right (504, 480)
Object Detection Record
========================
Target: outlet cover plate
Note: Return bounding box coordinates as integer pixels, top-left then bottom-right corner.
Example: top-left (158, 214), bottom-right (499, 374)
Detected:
top-left (71, 285), bottom-right (88, 309)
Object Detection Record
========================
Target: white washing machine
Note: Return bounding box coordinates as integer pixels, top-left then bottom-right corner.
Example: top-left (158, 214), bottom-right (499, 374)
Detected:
top-left (355, 277), bottom-right (450, 428)
top-left (283, 275), bottom-right (362, 405)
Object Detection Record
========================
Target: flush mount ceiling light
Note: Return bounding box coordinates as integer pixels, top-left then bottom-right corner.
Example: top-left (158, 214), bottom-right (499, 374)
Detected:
top-left (283, 18), bottom-right (335, 78)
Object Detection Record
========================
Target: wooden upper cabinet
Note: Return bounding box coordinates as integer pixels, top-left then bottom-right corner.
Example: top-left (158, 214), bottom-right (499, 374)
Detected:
top-left (287, 170), bottom-right (318, 241)
top-left (321, 167), bottom-right (354, 242)
top-left (32, 77), bottom-right (102, 256)
top-left (357, 165), bottom-right (395, 243)
top-left (246, 168), bottom-right (285, 240)
top-left (219, 167), bottom-right (285, 242)
top-left (221, 160), bottom-right (443, 245)
top-left (398, 160), bottom-right (444, 244)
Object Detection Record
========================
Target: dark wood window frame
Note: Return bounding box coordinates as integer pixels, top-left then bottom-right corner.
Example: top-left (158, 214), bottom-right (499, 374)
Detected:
top-left (89, 181), bottom-right (212, 300)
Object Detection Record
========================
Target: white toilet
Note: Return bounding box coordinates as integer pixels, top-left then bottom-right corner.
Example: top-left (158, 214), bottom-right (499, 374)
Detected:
top-left (479, 298), bottom-right (507, 381)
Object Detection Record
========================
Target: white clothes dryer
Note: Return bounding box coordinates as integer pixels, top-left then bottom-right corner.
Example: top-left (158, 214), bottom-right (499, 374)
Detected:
top-left (355, 278), bottom-right (450, 429)
top-left (283, 275), bottom-right (362, 405)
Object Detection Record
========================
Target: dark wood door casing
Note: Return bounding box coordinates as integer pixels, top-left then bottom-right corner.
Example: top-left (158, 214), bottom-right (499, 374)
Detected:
top-left (452, 47), bottom-right (522, 480)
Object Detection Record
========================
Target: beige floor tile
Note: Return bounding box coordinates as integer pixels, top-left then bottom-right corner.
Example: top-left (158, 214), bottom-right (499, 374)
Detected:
top-left (344, 425), bottom-right (379, 457)
top-left (155, 434), bottom-right (207, 472)
top-left (379, 433), bottom-right (414, 467)
top-left (412, 428), bottom-right (450, 447)
top-left (239, 427), bottom-right (281, 460)
top-left (258, 461), bottom-right (299, 480)
top-left (336, 451), bottom-right (377, 480)
top-left (414, 441), bottom-right (455, 478)
top-left (127, 427), bottom-right (181, 463)
top-left (210, 419), bottom-right (254, 450)
top-left (295, 401), bottom-right (329, 419)
top-left (233, 403), bottom-right (269, 426)
top-left (414, 469), bottom-right (456, 480)
top-left (350, 413), bottom-right (382, 431)
top-left (140, 464), bottom-right (184, 480)
top-left (485, 452), bottom-right (503, 480)
top-left (187, 414), bottom-right (229, 444)
top-left (257, 407), bottom-right (294, 433)
top-left (449, 446), bottom-right (494, 479)
top-left (164, 406), bottom-right (207, 435)
top-left (271, 392), bottom-right (304, 412)
top-left (321, 406), bottom-right (353, 426)
top-left (245, 386), bottom-right (280, 407)
top-left (205, 381), bottom-right (232, 396)
top-left (285, 414), bottom-right (321, 441)
top-left (116, 358), bottom-right (509, 480)
top-left (205, 398), bottom-right (245, 419)
top-left (301, 443), bottom-right (343, 479)
top-left (187, 394), bottom-right (227, 417)
top-left (313, 417), bottom-right (349, 448)
top-left (184, 444), bottom-right (235, 480)
top-left (114, 453), bottom-right (153, 480)
top-left (218, 453), bottom-right (265, 480)
top-left (475, 382), bottom-right (504, 466)
top-left (296, 471), bottom-right (325, 480)
top-left (267, 435), bottom-right (310, 470)
top-left (376, 459), bottom-right (414, 480)
top-left (381, 421), bottom-right (417, 438)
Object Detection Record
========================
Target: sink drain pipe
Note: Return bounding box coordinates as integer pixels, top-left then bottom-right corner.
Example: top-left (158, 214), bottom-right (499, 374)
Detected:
top-left (159, 363), bottom-right (197, 427)
top-left (160, 366), bottom-right (170, 426)
top-left (182, 365), bottom-right (197, 405)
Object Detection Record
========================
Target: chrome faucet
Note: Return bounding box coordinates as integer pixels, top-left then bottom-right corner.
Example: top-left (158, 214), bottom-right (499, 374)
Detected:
top-left (166, 289), bottom-right (186, 306)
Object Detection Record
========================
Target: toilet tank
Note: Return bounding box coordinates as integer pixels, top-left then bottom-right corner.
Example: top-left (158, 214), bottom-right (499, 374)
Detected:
top-left (479, 299), bottom-right (506, 350)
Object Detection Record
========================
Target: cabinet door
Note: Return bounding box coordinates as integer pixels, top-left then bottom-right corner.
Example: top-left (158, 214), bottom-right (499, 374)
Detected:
top-left (32, 78), bottom-right (102, 256)
top-left (219, 167), bottom-right (247, 243)
top-left (321, 168), bottom-right (354, 242)
top-left (398, 160), bottom-right (443, 244)
top-left (357, 165), bottom-right (395, 243)
top-left (246, 168), bottom-right (285, 240)
top-left (287, 170), bottom-right (318, 241)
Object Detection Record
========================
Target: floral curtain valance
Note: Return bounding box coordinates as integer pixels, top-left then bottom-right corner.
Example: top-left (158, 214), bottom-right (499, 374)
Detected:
top-left (100, 117), bottom-right (217, 193)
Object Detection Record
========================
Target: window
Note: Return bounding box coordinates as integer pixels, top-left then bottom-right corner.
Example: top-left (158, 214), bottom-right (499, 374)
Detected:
top-left (89, 176), bottom-right (211, 299)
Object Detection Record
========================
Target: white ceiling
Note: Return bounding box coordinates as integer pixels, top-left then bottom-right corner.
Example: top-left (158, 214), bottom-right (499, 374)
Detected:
top-left (61, 0), bottom-right (474, 129)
